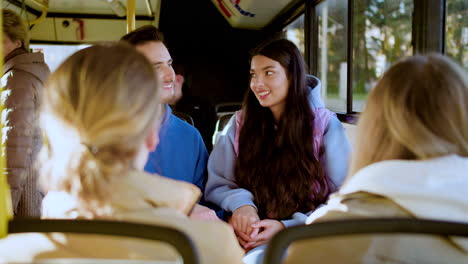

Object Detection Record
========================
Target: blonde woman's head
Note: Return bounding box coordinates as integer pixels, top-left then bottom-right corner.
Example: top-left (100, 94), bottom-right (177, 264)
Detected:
top-left (2, 9), bottom-right (29, 55)
top-left (40, 43), bottom-right (162, 217)
top-left (351, 54), bottom-right (467, 175)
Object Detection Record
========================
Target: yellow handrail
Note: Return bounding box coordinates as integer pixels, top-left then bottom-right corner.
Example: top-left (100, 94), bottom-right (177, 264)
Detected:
top-left (28, 7), bottom-right (48, 26)
top-left (144, 0), bottom-right (153, 16)
top-left (30, 0), bottom-right (48, 7)
top-left (126, 0), bottom-right (136, 33)
top-left (27, 0), bottom-right (49, 26)
top-left (0, 9), bottom-right (14, 239)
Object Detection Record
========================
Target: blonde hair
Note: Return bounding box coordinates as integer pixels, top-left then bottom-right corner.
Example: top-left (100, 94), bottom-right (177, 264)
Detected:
top-left (40, 43), bottom-right (161, 217)
top-left (2, 9), bottom-right (29, 50)
top-left (351, 54), bottom-right (468, 175)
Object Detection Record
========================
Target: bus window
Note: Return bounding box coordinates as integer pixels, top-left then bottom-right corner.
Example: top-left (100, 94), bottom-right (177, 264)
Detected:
top-left (317, 0), bottom-right (348, 113)
top-left (285, 14), bottom-right (305, 57)
top-left (352, 0), bottom-right (413, 112)
top-left (31, 44), bottom-right (90, 72)
top-left (446, 0), bottom-right (468, 71)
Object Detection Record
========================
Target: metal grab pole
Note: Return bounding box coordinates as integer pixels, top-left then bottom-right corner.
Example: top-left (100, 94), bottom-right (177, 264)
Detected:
top-left (126, 0), bottom-right (136, 33)
top-left (144, 0), bottom-right (153, 16)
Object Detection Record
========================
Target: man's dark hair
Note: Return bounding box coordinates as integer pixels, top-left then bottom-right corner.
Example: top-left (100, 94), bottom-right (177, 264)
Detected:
top-left (120, 25), bottom-right (164, 45)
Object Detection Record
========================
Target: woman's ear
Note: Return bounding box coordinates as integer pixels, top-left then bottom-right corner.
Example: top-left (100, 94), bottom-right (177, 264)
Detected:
top-left (145, 127), bottom-right (159, 152)
top-left (14, 39), bottom-right (22, 49)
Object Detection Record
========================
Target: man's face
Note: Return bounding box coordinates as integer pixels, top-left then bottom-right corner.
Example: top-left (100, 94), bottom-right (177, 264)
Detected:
top-left (136, 41), bottom-right (175, 104)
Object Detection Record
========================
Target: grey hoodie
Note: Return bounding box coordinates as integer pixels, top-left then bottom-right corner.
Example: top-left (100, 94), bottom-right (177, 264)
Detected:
top-left (205, 76), bottom-right (351, 227)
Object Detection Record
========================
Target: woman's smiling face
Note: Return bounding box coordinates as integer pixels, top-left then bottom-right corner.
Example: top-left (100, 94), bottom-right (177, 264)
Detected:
top-left (250, 55), bottom-right (289, 119)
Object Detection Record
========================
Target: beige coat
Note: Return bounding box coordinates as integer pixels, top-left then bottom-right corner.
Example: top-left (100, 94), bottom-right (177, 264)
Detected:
top-left (0, 171), bottom-right (244, 264)
top-left (1, 48), bottom-right (50, 217)
top-left (285, 156), bottom-right (468, 264)
top-left (285, 192), bottom-right (468, 264)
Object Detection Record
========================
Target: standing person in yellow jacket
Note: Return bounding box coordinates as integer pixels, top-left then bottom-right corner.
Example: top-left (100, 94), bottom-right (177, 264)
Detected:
top-left (1, 9), bottom-right (50, 217)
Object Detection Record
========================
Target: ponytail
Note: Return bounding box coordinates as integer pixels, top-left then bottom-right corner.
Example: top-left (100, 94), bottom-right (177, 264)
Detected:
top-left (38, 43), bottom-right (161, 218)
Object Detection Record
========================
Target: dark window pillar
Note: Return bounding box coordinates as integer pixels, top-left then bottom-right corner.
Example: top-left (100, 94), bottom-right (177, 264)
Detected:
top-left (413, 0), bottom-right (446, 54)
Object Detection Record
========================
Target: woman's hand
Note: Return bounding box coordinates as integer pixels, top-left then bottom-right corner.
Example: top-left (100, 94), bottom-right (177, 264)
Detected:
top-left (244, 219), bottom-right (285, 250)
top-left (230, 205), bottom-right (260, 246)
top-left (189, 204), bottom-right (220, 221)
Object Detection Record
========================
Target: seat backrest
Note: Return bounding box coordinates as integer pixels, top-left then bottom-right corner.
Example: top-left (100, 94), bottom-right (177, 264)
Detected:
top-left (172, 111), bottom-right (195, 126)
top-left (212, 113), bottom-right (234, 146)
top-left (264, 218), bottom-right (468, 264)
top-left (214, 102), bottom-right (242, 115)
top-left (34, 258), bottom-right (171, 264)
top-left (342, 122), bottom-right (357, 147)
top-left (6, 219), bottom-right (199, 264)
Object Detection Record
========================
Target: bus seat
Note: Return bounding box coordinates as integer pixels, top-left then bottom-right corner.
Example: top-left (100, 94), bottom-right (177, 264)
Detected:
top-left (212, 113), bottom-right (234, 146)
top-left (172, 111), bottom-right (195, 126)
top-left (0, 219), bottom-right (199, 264)
top-left (341, 123), bottom-right (357, 148)
top-left (264, 218), bottom-right (468, 264)
top-left (212, 102), bottom-right (241, 146)
top-left (214, 102), bottom-right (242, 116)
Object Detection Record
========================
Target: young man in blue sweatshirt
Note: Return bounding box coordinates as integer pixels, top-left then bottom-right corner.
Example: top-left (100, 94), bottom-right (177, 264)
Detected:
top-left (121, 26), bottom-right (217, 220)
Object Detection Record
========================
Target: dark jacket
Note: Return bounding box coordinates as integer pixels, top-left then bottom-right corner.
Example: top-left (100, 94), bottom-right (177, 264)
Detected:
top-left (1, 48), bottom-right (50, 217)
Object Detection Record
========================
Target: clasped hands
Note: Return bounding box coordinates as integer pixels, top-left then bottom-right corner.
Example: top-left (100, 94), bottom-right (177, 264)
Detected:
top-left (229, 205), bottom-right (285, 251)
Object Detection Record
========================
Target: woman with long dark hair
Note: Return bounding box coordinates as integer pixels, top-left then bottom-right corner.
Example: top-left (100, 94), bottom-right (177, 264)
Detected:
top-left (205, 39), bottom-right (351, 257)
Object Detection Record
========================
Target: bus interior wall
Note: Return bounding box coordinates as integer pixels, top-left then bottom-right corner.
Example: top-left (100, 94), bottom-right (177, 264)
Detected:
top-left (159, 0), bottom-right (267, 151)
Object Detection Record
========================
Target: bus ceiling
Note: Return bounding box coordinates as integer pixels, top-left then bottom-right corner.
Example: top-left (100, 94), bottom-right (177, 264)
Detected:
top-left (211, 0), bottom-right (297, 30)
top-left (2, 0), bottom-right (301, 42)
top-left (2, 0), bottom-right (161, 42)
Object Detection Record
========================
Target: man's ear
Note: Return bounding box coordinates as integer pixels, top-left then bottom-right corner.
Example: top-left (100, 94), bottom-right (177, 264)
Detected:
top-left (145, 127), bottom-right (159, 152)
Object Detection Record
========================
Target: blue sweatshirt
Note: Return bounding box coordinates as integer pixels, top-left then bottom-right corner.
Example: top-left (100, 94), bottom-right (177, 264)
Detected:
top-left (204, 76), bottom-right (352, 227)
top-left (144, 105), bottom-right (208, 192)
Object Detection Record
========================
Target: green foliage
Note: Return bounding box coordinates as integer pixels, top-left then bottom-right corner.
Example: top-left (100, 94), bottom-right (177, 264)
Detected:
top-left (353, 0), bottom-right (413, 94)
top-left (446, 0), bottom-right (468, 71)
top-left (316, 0), bottom-right (466, 111)
top-left (318, 0), bottom-right (413, 100)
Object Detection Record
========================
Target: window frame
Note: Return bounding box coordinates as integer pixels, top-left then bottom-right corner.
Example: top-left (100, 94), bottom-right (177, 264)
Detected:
top-left (263, 0), bottom-right (448, 124)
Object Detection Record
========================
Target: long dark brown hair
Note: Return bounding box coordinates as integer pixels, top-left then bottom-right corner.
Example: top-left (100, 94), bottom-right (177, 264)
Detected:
top-left (235, 39), bottom-right (333, 220)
